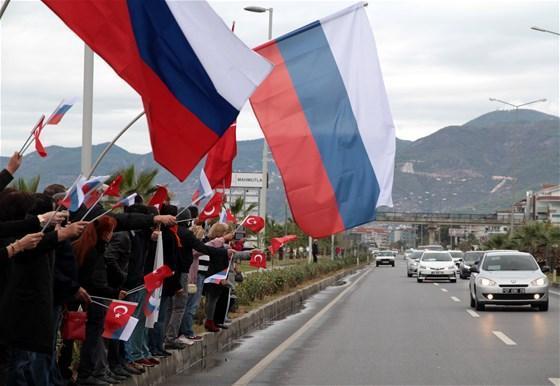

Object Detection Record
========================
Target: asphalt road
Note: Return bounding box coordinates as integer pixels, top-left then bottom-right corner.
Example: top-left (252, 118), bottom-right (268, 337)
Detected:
top-left (166, 260), bottom-right (560, 386)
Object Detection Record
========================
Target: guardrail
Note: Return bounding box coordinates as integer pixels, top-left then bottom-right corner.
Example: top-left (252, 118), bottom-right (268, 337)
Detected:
top-left (374, 211), bottom-right (524, 225)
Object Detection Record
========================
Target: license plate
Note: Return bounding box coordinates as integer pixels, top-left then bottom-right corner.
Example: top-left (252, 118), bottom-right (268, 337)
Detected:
top-left (502, 288), bottom-right (525, 294)
top-left (431, 271), bottom-right (444, 275)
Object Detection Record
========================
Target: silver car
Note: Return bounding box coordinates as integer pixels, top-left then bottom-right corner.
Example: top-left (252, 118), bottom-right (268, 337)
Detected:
top-left (469, 251), bottom-right (550, 311)
top-left (406, 250), bottom-right (423, 277)
top-left (417, 251), bottom-right (456, 283)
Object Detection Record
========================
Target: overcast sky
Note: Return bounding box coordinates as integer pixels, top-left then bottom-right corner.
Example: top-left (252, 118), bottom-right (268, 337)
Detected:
top-left (0, 0), bottom-right (558, 157)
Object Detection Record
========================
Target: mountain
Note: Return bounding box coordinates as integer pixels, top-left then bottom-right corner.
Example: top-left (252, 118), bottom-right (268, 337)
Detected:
top-left (2, 109), bottom-right (558, 219)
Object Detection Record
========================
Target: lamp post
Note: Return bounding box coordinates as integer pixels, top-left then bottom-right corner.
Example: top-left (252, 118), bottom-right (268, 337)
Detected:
top-left (488, 97), bottom-right (547, 234)
top-left (530, 26), bottom-right (560, 36)
top-left (245, 5), bottom-right (273, 249)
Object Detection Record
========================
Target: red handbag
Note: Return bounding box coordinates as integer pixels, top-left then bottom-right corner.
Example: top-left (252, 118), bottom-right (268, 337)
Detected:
top-left (62, 311), bottom-right (87, 341)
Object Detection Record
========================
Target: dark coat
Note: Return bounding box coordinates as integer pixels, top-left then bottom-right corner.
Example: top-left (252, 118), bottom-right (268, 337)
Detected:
top-left (123, 228), bottom-right (152, 290)
top-left (0, 169), bottom-right (13, 192)
top-left (105, 232), bottom-right (131, 289)
top-left (78, 241), bottom-right (120, 299)
top-left (0, 231), bottom-right (59, 353)
top-left (0, 216), bottom-right (41, 260)
top-left (53, 240), bottom-right (80, 306)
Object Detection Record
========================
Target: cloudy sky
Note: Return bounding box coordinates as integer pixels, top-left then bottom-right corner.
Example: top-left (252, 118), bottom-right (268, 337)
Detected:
top-left (0, 0), bottom-right (558, 157)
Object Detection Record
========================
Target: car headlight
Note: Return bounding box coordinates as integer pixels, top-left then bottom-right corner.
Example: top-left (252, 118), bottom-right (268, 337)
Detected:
top-left (530, 277), bottom-right (547, 286)
top-left (478, 277), bottom-right (497, 286)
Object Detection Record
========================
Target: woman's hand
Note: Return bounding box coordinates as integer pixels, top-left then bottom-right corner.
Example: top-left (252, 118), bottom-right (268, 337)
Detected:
top-left (57, 221), bottom-right (88, 241)
top-left (18, 232), bottom-right (44, 251)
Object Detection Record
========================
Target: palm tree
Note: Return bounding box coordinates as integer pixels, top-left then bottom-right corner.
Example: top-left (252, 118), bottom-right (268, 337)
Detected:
top-left (10, 176), bottom-right (40, 193)
top-left (229, 196), bottom-right (257, 219)
top-left (483, 233), bottom-right (513, 250)
top-left (111, 165), bottom-right (158, 201)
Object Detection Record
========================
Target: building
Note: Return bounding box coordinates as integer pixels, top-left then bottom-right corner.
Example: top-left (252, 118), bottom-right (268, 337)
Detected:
top-left (348, 226), bottom-right (390, 248)
top-left (524, 184), bottom-right (560, 225)
top-left (389, 226), bottom-right (417, 248)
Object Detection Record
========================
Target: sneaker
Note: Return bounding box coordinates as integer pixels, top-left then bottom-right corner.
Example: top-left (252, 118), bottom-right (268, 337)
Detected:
top-left (111, 366), bottom-right (131, 378)
top-left (125, 363), bottom-right (145, 375)
top-left (152, 350), bottom-right (172, 358)
top-left (147, 357), bottom-right (160, 365)
top-left (204, 320), bottom-right (220, 333)
top-left (176, 335), bottom-right (193, 345)
top-left (135, 358), bottom-right (155, 367)
top-left (76, 376), bottom-right (109, 385)
top-left (187, 335), bottom-right (203, 342)
top-left (108, 371), bottom-right (128, 382)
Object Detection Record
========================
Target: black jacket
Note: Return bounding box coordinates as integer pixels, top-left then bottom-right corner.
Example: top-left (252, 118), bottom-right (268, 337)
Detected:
top-left (0, 231), bottom-right (60, 353)
top-left (78, 241), bottom-right (120, 299)
top-left (0, 216), bottom-right (41, 260)
top-left (0, 169), bottom-right (13, 192)
top-left (123, 228), bottom-right (152, 290)
top-left (53, 240), bottom-right (80, 306)
top-left (105, 232), bottom-right (131, 289)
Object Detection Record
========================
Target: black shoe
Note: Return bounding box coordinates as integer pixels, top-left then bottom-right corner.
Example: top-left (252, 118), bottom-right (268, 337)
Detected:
top-left (154, 350), bottom-right (172, 357)
top-left (96, 374), bottom-right (121, 384)
top-left (124, 363), bottom-right (144, 375)
top-left (165, 341), bottom-right (186, 350)
top-left (76, 376), bottom-right (109, 385)
top-left (111, 366), bottom-right (132, 378)
top-left (216, 324), bottom-right (229, 329)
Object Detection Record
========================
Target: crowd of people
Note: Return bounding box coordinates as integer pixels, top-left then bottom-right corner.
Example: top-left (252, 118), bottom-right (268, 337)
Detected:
top-left (0, 152), bottom-right (250, 386)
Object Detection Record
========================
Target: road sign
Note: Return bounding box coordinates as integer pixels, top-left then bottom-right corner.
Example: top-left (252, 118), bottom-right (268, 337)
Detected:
top-left (231, 172), bottom-right (264, 188)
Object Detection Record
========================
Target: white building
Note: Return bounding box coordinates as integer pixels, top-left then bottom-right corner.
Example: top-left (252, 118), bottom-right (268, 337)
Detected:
top-left (524, 184), bottom-right (560, 225)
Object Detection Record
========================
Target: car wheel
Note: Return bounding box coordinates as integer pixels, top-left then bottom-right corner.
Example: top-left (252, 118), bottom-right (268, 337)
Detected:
top-left (475, 297), bottom-right (485, 311)
top-left (407, 272), bottom-right (412, 277)
top-left (450, 278), bottom-right (456, 283)
top-left (392, 263), bottom-right (395, 267)
top-left (470, 293), bottom-right (475, 308)
top-left (417, 277), bottom-right (423, 283)
top-left (376, 263), bottom-right (379, 267)
top-left (459, 274), bottom-right (465, 279)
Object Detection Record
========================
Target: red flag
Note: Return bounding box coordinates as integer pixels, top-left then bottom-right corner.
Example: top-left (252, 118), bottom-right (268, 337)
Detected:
top-left (105, 175), bottom-right (123, 197)
top-left (242, 215), bottom-right (265, 233)
top-left (198, 193), bottom-right (224, 221)
top-left (226, 209), bottom-right (236, 223)
top-left (148, 186), bottom-right (168, 208)
top-left (204, 122), bottom-right (237, 189)
top-left (268, 235), bottom-right (297, 255)
top-left (144, 264), bottom-right (173, 293)
top-left (102, 300), bottom-right (137, 339)
top-left (33, 115), bottom-right (47, 157)
top-left (84, 189), bottom-right (102, 209)
top-left (249, 250), bottom-right (267, 269)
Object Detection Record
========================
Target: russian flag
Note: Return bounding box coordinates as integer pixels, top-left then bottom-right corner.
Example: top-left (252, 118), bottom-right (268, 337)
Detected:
top-left (45, 98), bottom-right (77, 125)
top-left (250, 3), bottom-right (395, 238)
top-left (43, 0), bottom-right (272, 181)
top-left (81, 176), bottom-right (109, 196)
top-left (204, 269), bottom-right (229, 285)
top-left (112, 193), bottom-right (138, 209)
top-left (60, 175), bottom-right (86, 212)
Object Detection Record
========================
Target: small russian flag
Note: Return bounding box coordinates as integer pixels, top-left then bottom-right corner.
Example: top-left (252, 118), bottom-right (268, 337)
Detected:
top-left (204, 269), bottom-right (229, 285)
top-left (46, 97), bottom-right (78, 125)
top-left (112, 193), bottom-right (137, 209)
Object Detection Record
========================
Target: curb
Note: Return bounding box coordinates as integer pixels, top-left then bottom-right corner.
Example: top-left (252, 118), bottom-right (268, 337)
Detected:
top-left (123, 264), bottom-right (367, 386)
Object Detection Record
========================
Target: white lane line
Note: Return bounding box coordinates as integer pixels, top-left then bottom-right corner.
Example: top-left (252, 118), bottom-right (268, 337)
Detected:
top-left (550, 290), bottom-right (560, 296)
top-left (492, 330), bottom-right (517, 346)
top-left (441, 288), bottom-right (448, 292)
top-left (451, 296), bottom-right (460, 302)
top-left (549, 378), bottom-right (560, 385)
top-left (466, 309), bottom-right (480, 318)
top-left (232, 267), bottom-right (372, 386)
top-left (433, 283), bottom-right (439, 286)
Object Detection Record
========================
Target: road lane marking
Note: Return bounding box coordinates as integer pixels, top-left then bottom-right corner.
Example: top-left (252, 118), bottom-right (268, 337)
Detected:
top-left (550, 290), bottom-right (560, 296)
top-left (492, 331), bottom-right (517, 346)
top-left (549, 378), bottom-right (560, 385)
top-left (451, 296), bottom-right (460, 302)
top-left (441, 288), bottom-right (448, 292)
top-left (233, 267), bottom-right (372, 386)
top-left (466, 309), bottom-right (480, 318)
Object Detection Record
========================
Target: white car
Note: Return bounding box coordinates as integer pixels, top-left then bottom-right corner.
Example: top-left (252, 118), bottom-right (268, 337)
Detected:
top-left (448, 250), bottom-right (464, 267)
top-left (469, 251), bottom-right (550, 311)
top-left (406, 250), bottom-right (423, 277)
top-left (376, 252), bottom-right (395, 267)
top-left (417, 251), bottom-right (457, 283)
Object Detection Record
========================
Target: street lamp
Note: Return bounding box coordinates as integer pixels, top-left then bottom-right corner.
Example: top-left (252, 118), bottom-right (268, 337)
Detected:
top-left (531, 26), bottom-right (560, 36)
top-left (245, 5), bottom-right (273, 249)
top-left (488, 97), bottom-right (547, 234)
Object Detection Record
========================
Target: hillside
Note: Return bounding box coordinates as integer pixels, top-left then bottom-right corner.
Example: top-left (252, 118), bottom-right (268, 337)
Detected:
top-left (2, 109), bottom-right (558, 219)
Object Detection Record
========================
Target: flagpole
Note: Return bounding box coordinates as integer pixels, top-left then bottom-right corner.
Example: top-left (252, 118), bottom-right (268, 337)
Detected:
top-left (89, 208), bottom-right (113, 223)
top-left (41, 174), bottom-right (82, 232)
top-left (176, 194), bottom-right (207, 218)
top-left (19, 127), bottom-right (38, 156)
top-left (86, 111), bottom-right (145, 178)
top-left (0, 0), bottom-right (11, 20)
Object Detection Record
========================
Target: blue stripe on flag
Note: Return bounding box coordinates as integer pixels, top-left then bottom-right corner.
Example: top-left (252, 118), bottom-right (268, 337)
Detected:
top-left (126, 0), bottom-right (238, 136)
top-left (276, 21), bottom-right (380, 228)
top-left (56, 104), bottom-right (73, 115)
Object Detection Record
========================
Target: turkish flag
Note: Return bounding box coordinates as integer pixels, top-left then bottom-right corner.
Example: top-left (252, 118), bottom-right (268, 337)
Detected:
top-left (249, 250), bottom-right (267, 269)
top-left (242, 215), bottom-right (265, 233)
top-left (144, 264), bottom-right (173, 293)
top-left (199, 193), bottom-right (224, 221)
top-left (148, 185), bottom-right (169, 208)
top-left (102, 300), bottom-right (137, 339)
top-left (105, 175), bottom-right (123, 197)
top-left (268, 235), bottom-right (298, 255)
top-left (226, 209), bottom-right (236, 223)
top-left (33, 115), bottom-right (47, 157)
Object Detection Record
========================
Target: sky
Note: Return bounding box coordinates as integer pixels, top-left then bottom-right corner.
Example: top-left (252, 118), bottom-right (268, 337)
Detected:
top-left (0, 0), bottom-right (558, 156)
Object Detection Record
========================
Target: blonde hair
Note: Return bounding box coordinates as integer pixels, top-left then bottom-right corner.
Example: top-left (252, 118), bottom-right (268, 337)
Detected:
top-left (208, 222), bottom-right (229, 239)
top-left (192, 225), bottom-right (205, 240)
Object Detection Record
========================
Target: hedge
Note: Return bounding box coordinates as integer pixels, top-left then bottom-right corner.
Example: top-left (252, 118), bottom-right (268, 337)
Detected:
top-left (235, 257), bottom-right (363, 306)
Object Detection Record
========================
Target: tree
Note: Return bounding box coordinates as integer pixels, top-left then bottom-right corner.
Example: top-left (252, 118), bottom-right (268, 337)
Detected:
top-left (229, 196), bottom-right (257, 219)
top-left (112, 165), bottom-right (158, 201)
top-left (483, 233), bottom-right (513, 250)
top-left (10, 176), bottom-right (40, 193)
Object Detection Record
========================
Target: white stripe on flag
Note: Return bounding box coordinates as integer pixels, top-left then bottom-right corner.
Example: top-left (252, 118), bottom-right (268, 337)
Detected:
top-left (320, 4), bottom-right (395, 207)
top-left (199, 169), bottom-right (213, 198)
top-left (119, 316), bottom-right (139, 341)
top-left (165, 0), bottom-right (272, 111)
top-left (145, 233), bottom-right (164, 328)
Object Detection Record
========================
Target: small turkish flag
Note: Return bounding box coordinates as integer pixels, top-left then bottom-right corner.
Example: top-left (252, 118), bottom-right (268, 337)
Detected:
top-left (249, 250), bottom-right (267, 269)
top-left (268, 235), bottom-right (298, 255)
top-left (242, 215), bottom-right (265, 233)
top-left (33, 115), bottom-right (47, 157)
top-left (102, 300), bottom-right (137, 339)
top-left (148, 185), bottom-right (169, 208)
top-left (105, 175), bottom-right (123, 197)
top-left (144, 264), bottom-right (173, 292)
top-left (198, 193), bottom-right (224, 221)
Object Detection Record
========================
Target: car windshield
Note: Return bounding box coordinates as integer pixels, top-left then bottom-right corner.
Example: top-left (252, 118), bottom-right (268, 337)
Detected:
top-left (449, 251), bottom-right (464, 258)
top-left (410, 251), bottom-right (423, 260)
top-left (421, 253), bottom-right (452, 262)
top-left (482, 254), bottom-right (539, 271)
top-left (464, 252), bottom-right (483, 263)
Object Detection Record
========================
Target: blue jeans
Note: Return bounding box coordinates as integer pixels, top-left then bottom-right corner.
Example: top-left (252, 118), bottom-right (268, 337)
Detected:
top-left (123, 290), bottom-right (151, 362)
top-left (148, 296), bottom-right (171, 354)
top-left (179, 273), bottom-right (205, 337)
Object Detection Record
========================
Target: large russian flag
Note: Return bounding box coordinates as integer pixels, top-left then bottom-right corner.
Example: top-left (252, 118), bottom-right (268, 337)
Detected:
top-left (250, 3), bottom-right (395, 238)
top-left (43, 0), bottom-right (272, 181)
